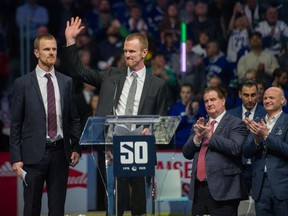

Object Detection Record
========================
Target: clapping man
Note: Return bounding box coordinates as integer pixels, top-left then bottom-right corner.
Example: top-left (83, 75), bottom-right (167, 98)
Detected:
top-left (183, 86), bottom-right (248, 216)
top-left (243, 87), bottom-right (288, 215)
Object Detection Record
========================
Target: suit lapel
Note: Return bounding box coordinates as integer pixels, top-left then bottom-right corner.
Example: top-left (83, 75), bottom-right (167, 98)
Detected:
top-left (30, 71), bottom-right (45, 108)
top-left (214, 113), bottom-right (229, 134)
top-left (115, 74), bottom-right (126, 107)
top-left (270, 112), bottom-right (287, 136)
top-left (55, 72), bottom-right (64, 112)
top-left (138, 73), bottom-right (152, 114)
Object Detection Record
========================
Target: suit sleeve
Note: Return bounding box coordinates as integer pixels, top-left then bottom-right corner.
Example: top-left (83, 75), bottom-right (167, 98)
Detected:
top-left (68, 78), bottom-right (82, 155)
top-left (62, 44), bottom-right (107, 88)
top-left (9, 79), bottom-right (25, 163)
top-left (183, 131), bottom-right (200, 160)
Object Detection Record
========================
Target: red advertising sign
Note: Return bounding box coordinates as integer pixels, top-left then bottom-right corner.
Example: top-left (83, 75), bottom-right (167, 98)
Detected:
top-left (0, 152), bottom-right (17, 216)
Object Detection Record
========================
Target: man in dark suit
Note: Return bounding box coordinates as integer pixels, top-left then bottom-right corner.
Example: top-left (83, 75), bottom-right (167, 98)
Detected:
top-left (63, 17), bottom-right (167, 216)
top-left (243, 87), bottom-right (288, 215)
top-left (183, 86), bottom-right (248, 216)
top-left (228, 80), bottom-right (266, 191)
top-left (10, 34), bottom-right (82, 216)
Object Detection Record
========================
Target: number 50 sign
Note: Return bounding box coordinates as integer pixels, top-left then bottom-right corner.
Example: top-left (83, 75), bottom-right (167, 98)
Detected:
top-left (113, 135), bottom-right (155, 177)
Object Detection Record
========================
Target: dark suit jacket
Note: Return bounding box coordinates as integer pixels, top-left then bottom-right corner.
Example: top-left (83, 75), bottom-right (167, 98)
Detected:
top-left (10, 71), bottom-right (81, 164)
top-left (183, 112), bottom-right (248, 201)
top-left (228, 104), bottom-right (267, 121)
top-left (62, 45), bottom-right (167, 116)
top-left (243, 112), bottom-right (288, 201)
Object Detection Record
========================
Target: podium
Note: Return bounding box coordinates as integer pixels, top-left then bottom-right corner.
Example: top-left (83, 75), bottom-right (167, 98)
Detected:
top-left (80, 115), bottom-right (181, 216)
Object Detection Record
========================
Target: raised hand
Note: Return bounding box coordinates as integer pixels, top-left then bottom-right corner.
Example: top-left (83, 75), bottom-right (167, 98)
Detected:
top-left (65, 16), bottom-right (85, 46)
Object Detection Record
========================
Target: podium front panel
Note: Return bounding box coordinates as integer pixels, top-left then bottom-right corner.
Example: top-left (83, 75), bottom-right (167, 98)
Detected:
top-left (113, 135), bottom-right (155, 177)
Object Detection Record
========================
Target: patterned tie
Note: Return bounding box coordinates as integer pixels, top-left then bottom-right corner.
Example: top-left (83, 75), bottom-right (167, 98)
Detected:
top-left (196, 120), bottom-right (217, 181)
top-left (125, 72), bottom-right (138, 115)
top-left (244, 110), bottom-right (251, 118)
top-left (45, 73), bottom-right (57, 138)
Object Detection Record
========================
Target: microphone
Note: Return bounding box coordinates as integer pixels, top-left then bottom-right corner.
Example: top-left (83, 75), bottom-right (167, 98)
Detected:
top-left (112, 81), bottom-right (117, 116)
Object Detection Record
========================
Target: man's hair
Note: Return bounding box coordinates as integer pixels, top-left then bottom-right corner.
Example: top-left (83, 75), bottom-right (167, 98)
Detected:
top-left (249, 31), bottom-right (262, 40)
top-left (180, 83), bottom-right (193, 92)
top-left (272, 68), bottom-right (286, 80)
top-left (239, 80), bottom-right (258, 92)
top-left (203, 86), bottom-right (226, 99)
top-left (34, 33), bottom-right (56, 50)
top-left (125, 32), bottom-right (149, 50)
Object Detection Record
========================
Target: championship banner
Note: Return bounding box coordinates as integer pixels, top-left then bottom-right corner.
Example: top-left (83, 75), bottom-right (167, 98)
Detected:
top-left (113, 135), bottom-right (155, 177)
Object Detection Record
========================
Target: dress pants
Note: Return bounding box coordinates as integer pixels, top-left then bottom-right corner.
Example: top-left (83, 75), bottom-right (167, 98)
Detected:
top-left (255, 174), bottom-right (288, 216)
top-left (192, 180), bottom-right (239, 216)
top-left (23, 144), bottom-right (69, 216)
top-left (117, 176), bottom-right (146, 216)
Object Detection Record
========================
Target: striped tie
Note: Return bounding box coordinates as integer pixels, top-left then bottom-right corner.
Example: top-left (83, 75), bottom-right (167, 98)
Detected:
top-left (45, 73), bottom-right (57, 138)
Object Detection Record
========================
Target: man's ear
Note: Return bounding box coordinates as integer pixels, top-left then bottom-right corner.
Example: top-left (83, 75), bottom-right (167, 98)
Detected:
top-left (34, 49), bottom-right (39, 58)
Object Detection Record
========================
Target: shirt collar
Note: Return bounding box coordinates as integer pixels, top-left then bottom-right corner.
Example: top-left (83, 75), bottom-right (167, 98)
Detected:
top-left (36, 65), bottom-right (55, 78)
top-left (265, 110), bottom-right (282, 123)
top-left (242, 103), bottom-right (257, 115)
top-left (210, 110), bottom-right (226, 123)
top-left (127, 66), bottom-right (146, 79)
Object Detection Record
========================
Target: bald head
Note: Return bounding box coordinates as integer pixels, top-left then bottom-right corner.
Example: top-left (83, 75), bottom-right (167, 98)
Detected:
top-left (263, 87), bottom-right (285, 116)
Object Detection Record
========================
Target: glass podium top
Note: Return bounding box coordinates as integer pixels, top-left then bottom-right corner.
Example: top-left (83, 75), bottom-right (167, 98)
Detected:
top-left (79, 115), bottom-right (181, 145)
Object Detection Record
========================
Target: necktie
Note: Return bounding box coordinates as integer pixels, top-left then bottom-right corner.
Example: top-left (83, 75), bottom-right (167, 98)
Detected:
top-left (196, 120), bottom-right (217, 181)
top-left (244, 110), bottom-right (251, 118)
top-left (45, 73), bottom-right (57, 138)
top-left (125, 72), bottom-right (138, 115)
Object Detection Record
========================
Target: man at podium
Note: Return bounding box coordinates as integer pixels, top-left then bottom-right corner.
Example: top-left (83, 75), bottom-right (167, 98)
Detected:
top-left (63, 17), bottom-right (168, 216)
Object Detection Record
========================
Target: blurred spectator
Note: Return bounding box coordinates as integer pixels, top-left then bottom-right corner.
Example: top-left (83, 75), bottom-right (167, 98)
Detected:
top-left (237, 31), bottom-right (279, 84)
top-left (15, 0), bottom-right (49, 71)
top-left (257, 81), bottom-right (266, 105)
top-left (112, 0), bottom-right (138, 23)
top-left (86, 94), bottom-right (99, 117)
top-left (111, 51), bottom-right (126, 68)
top-left (271, 67), bottom-right (288, 89)
top-left (171, 38), bottom-right (205, 97)
top-left (182, 0), bottom-right (195, 24)
top-left (278, 44), bottom-right (288, 70)
top-left (50, 0), bottom-right (79, 45)
top-left (123, 4), bottom-right (148, 34)
top-left (147, 53), bottom-right (178, 106)
top-left (255, 6), bottom-right (288, 56)
top-left (169, 83), bottom-right (201, 149)
top-left (243, 0), bottom-right (264, 29)
top-left (204, 40), bottom-right (234, 88)
top-left (209, 0), bottom-right (235, 43)
top-left (15, 0), bottom-right (49, 40)
top-left (159, 3), bottom-right (181, 39)
top-left (84, 0), bottom-right (113, 41)
top-left (208, 76), bottom-right (222, 87)
top-left (187, 1), bottom-right (224, 51)
top-left (244, 68), bottom-right (258, 81)
top-left (76, 83), bottom-right (97, 129)
top-left (271, 68), bottom-right (288, 112)
top-left (94, 20), bottom-right (123, 70)
top-left (146, 0), bottom-right (167, 40)
top-left (157, 30), bottom-right (179, 62)
top-left (227, 10), bottom-right (250, 63)
top-left (75, 28), bottom-right (91, 50)
top-left (36, 25), bottom-right (49, 37)
top-left (192, 30), bottom-right (210, 58)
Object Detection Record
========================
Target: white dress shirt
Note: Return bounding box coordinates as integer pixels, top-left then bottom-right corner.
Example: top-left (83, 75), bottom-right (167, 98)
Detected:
top-left (36, 66), bottom-right (63, 140)
top-left (116, 67), bottom-right (146, 116)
